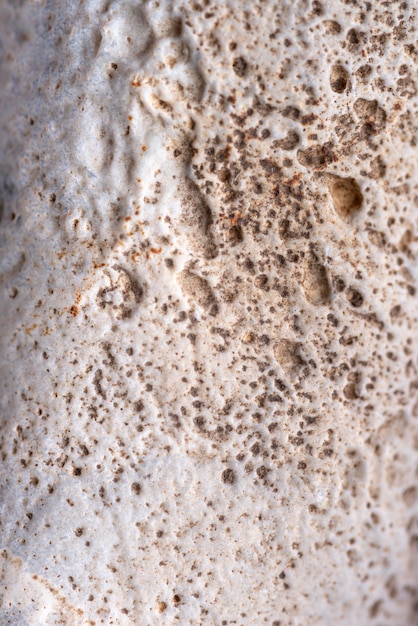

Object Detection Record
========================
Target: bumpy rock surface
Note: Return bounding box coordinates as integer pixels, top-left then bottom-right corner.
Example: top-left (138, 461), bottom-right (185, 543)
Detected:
top-left (1, 1), bottom-right (418, 624)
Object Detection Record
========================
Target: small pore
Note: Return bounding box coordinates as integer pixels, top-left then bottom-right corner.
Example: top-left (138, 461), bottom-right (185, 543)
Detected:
top-left (302, 254), bottom-right (331, 305)
top-left (297, 144), bottom-right (333, 169)
top-left (329, 176), bottom-right (363, 221)
top-left (222, 468), bottom-right (236, 484)
top-left (273, 339), bottom-right (305, 376)
top-left (346, 287), bottom-right (363, 308)
top-left (330, 64), bottom-right (348, 93)
top-left (131, 482), bottom-right (141, 495)
top-left (346, 28), bottom-right (363, 51)
top-left (178, 269), bottom-right (215, 310)
top-left (353, 98), bottom-right (386, 135)
top-left (276, 130), bottom-right (300, 151)
top-left (232, 56), bottom-right (247, 77)
top-left (227, 224), bottom-right (243, 243)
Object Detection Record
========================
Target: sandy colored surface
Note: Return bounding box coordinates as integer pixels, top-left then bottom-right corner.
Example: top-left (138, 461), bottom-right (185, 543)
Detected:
top-left (1, 1), bottom-right (418, 624)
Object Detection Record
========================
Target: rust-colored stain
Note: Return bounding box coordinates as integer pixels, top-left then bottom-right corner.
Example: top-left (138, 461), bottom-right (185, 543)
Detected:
top-left (125, 216), bottom-right (132, 221)
top-left (283, 172), bottom-right (302, 187)
top-left (128, 115), bottom-right (133, 120)
top-left (93, 262), bottom-right (106, 268)
top-left (25, 324), bottom-right (37, 335)
top-left (141, 146), bottom-right (147, 152)
top-left (150, 247), bottom-right (162, 254)
top-left (131, 79), bottom-right (141, 87)
top-left (230, 212), bottom-right (242, 226)
top-left (131, 252), bottom-right (141, 262)
top-left (57, 251), bottom-right (66, 259)
top-left (69, 292), bottom-right (82, 317)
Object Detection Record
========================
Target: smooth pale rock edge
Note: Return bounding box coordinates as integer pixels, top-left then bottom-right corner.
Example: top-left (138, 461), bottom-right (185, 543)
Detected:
top-left (0, 1), bottom-right (418, 625)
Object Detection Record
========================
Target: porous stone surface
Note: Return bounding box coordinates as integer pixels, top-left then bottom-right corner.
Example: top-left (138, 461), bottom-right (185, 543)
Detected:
top-left (1, 1), bottom-right (418, 624)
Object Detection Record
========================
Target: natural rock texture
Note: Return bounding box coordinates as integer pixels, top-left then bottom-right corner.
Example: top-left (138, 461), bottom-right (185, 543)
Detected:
top-left (1, 1), bottom-right (418, 625)
top-left (329, 175), bottom-right (364, 221)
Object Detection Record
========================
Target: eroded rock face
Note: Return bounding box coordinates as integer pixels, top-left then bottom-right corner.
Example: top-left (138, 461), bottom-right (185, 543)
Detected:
top-left (1, 1), bottom-right (418, 625)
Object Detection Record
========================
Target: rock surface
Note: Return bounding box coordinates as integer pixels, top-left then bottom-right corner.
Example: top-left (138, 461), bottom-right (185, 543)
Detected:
top-left (1, 1), bottom-right (418, 624)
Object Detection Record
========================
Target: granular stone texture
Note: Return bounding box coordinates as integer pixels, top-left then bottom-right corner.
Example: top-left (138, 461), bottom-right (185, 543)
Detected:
top-left (1, 1), bottom-right (418, 624)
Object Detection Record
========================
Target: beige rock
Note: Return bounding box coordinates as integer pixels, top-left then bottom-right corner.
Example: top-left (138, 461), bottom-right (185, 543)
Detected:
top-left (1, 1), bottom-right (418, 624)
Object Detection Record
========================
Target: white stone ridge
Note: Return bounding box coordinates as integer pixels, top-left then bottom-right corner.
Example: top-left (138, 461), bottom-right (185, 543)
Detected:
top-left (1, 0), bottom-right (418, 624)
